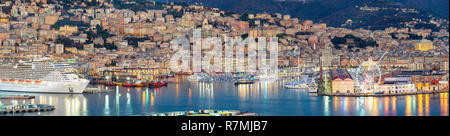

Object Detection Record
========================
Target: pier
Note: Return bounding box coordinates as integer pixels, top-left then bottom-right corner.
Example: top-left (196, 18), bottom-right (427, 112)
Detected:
top-left (152, 110), bottom-right (261, 116)
top-left (83, 88), bottom-right (114, 94)
top-left (0, 104), bottom-right (55, 114)
top-left (321, 90), bottom-right (449, 97)
top-left (0, 95), bottom-right (35, 99)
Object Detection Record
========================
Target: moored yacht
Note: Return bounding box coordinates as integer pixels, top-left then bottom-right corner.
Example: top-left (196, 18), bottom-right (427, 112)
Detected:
top-left (187, 74), bottom-right (203, 82)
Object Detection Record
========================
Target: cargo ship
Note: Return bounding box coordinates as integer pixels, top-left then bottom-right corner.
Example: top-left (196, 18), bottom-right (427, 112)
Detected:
top-left (0, 62), bottom-right (89, 94)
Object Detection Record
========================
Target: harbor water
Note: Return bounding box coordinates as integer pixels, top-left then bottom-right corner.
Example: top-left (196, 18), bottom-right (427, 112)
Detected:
top-left (0, 76), bottom-right (448, 116)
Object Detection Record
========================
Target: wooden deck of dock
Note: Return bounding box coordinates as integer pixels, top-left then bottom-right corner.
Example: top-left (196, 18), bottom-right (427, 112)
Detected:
top-left (0, 104), bottom-right (55, 114)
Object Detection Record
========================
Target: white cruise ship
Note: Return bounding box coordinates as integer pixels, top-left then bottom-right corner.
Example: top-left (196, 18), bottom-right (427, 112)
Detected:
top-left (0, 62), bottom-right (89, 94)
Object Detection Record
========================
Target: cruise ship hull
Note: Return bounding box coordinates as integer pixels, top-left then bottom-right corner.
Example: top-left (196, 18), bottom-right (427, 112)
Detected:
top-left (0, 80), bottom-right (89, 94)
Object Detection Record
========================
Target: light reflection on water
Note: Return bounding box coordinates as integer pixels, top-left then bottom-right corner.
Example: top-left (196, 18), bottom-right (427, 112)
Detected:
top-left (0, 77), bottom-right (448, 116)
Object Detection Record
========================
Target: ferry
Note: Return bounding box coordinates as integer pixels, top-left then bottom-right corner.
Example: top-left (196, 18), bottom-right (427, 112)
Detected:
top-left (147, 80), bottom-right (168, 87)
top-left (0, 62), bottom-right (89, 94)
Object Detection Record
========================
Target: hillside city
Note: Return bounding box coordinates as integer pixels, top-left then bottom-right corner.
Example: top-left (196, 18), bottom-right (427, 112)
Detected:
top-left (0, 0), bottom-right (448, 96)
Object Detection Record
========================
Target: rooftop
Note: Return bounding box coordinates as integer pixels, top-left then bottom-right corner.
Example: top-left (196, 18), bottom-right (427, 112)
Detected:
top-left (331, 69), bottom-right (352, 80)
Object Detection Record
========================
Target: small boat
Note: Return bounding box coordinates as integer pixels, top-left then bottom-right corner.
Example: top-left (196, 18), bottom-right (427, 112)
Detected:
top-left (142, 81), bottom-right (151, 87)
top-left (187, 74), bottom-right (203, 82)
top-left (308, 87), bottom-right (318, 93)
top-left (123, 81), bottom-right (134, 87)
top-left (284, 75), bottom-right (311, 89)
top-left (167, 74), bottom-right (175, 78)
top-left (285, 82), bottom-right (309, 89)
top-left (308, 81), bottom-right (319, 93)
top-left (105, 81), bottom-right (116, 86)
top-left (114, 82), bottom-right (123, 86)
top-left (133, 79), bottom-right (145, 87)
top-left (234, 78), bottom-right (256, 85)
top-left (150, 81), bottom-right (168, 87)
top-left (134, 83), bottom-right (145, 87)
top-left (285, 84), bottom-right (307, 89)
top-left (144, 80), bottom-right (168, 87)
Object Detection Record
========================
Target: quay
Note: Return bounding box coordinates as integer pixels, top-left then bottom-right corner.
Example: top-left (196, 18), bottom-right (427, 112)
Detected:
top-left (83, 88), bottom-right (113, 94)
top-left (153, 110), bottom-right (261, 116)
top-left (321, 90), bottom-right (449, 97)
top-left (164, 80), bottom-right (184, 84)
top-left (0, 95), bottom-right (35, 99)
top-left (234, 81), bottom-right (256, 85)
top-left (0, 104), bottom-right (55, 114)
top-left (90, 79), bottom-right (168, 88)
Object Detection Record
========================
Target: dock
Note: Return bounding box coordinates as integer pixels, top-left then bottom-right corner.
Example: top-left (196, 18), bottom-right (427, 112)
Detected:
top-left (153, 110), bottom-right (261, 116)
top-left (0, 95), bottom-right (35, 99)
top-left (321, 90), bottom-right (449, 97)
top-left (83, 88), bottom-right (113, 94)
top-left (165, 81), bottom-right (184, 84)
top-left (0, 104), bottom-right (55, 114)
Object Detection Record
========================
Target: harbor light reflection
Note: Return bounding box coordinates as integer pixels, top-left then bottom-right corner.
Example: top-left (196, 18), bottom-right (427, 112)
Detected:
top-left (0, 81), bottom-right (447, 116)
top-left (440, 93), bottom-right (448, 116)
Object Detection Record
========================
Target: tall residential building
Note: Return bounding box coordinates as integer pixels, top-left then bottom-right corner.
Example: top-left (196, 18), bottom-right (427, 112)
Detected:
top-left (55, 44), bottom-right (64, 55)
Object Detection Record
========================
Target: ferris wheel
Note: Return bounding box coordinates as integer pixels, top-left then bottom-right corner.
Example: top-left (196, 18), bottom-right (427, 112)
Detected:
top-left (352, 52), bottom-right (387, 93)
top-left (355, 59), bottom-right (382, 93)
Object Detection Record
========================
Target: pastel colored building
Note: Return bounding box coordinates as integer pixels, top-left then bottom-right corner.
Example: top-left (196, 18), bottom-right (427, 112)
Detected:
top-left (374, 77), bottom-right (417, 94)
top-left (331, 69), bottom-right (355, 94)
top-left (412, 74), bottom-right (447, 92)
top-left (396, 71), bottom-right (448, 92)
top-left (374, 83), bottom-right (417, 94)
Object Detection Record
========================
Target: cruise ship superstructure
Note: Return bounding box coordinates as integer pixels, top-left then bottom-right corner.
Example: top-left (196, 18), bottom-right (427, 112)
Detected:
top-left (0, 62), bottom-right (89, 94)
